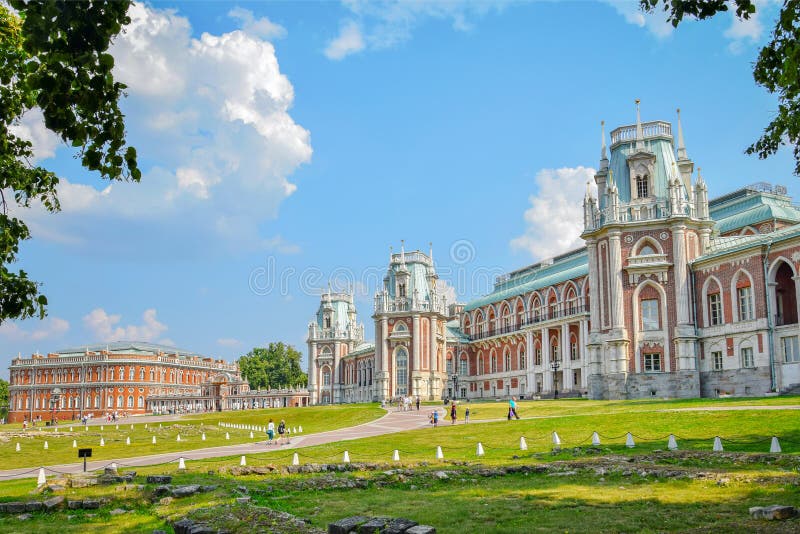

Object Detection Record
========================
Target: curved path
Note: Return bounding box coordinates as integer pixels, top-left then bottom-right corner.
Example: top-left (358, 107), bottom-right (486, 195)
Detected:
top-left (0, 408), bottom-right (437, 480)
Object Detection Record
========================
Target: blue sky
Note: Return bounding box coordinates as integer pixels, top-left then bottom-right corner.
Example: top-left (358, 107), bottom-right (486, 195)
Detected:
top-left (1, 0), bottom-right (795, 374)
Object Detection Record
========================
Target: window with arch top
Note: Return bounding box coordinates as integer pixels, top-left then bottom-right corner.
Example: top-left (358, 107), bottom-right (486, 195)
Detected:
top-left (636, 175), bottom-right (649, 198)
top-left (639, 244), bottom-right (656, 255)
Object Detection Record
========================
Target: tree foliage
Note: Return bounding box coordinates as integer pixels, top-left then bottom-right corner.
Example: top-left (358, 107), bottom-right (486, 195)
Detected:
top-left (641, 0), bottom-right (800, 176)
top-left (0, 378), bottom-right (9, 420)
top-left (0, 1), bottom-right (138, 323)
top-left (238, 343), bottom-right (307, 391)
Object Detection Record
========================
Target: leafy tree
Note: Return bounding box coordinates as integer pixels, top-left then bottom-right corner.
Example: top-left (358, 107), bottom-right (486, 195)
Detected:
top-left (239, 343), bottom-right (308, 390)
top-left (0, 378), bottom-right (8, 420)
top-left (1, 1), bottom-right (139, 323)
top-left (641, 0), bottom-right (800, 176)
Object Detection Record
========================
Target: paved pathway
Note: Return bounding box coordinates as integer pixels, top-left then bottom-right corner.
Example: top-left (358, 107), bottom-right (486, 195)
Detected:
top-left (0, 408), bottom-right (438, 481)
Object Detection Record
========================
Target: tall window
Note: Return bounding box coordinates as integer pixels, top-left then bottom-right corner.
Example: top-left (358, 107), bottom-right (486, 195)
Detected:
top-left (741, 347), bottom-right (754, 368)
top-left (504, 352), bottom-right (511, 372)
top-left (395, 348), bottom-right (408, 395)
top-left (636, 175), bottom-right (649, 198)
top-left (490, 355), bottom-right (497, 373)
top-left (109, 368), bottom-right (114, 381)
top-left (535, 348), bottom-right (542, 366)
top-left (459, 358), bottom-right (468, 376)
top-left (571, 342), bottom-right (578, 360)
top-left (398, 282), bottom-right (406, 298)
top-left (127, 396), bottom-right (134, 408)
top-left (712, 351), bottom-right (723, 371)
top-left (708, 293), bottom-right (722, 326)
top-left (117, 395), bottom-right (123, 408)
top-left (738, 286), bottom-right (753, 321)
top-left (551, 343), bottom-right (559, 362)
top-left (639, 244), bottom-right (656, 256)
top-left (783, 336), bottom-right (800, 363)
top-left (519, 348), bottom-right (526, 370)
top-left (446, 359), bottom-right (453, 374)
top-left (643, 353), bottom-right (661, 372)
top-left (129, 367), bottom-right (135, 380)
top-left (324, 315), bottom-right (331, 328)
top-left (322, 369), bottom-right (331, 386)
top-left (641, 299), bottom-right (659, 330)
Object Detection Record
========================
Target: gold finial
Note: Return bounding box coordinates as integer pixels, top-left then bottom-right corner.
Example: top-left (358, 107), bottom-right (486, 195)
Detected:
top-left (635, 99), bottom-right (640, 105)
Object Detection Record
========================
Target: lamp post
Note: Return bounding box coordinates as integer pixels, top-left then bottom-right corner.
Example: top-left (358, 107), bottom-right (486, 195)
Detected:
top-left (50, 387), bottom-right (62, 426)
top-left (550, 360), bottom-right (560, 400)
top-left (451, 374), bottom-right (459, 400)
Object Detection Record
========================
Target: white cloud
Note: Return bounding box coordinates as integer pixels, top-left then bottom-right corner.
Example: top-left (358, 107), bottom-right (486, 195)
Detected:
top-left (0, 316), bottom-right (70, 341)
top-left (228, 7), bottom-right (286, 39)
top-left (724, 0), bottom-right (778, 53)
top-left (12, 3), bottom-right (310, 257)
top-left (83, 308), bottom-right (168, 342)
top-left (325, 1), bottom-right (509, 59)
top-left (217, 337), bottom-right (242, 347)
top-left (9, 108), bottom-right (62, 162)
top-left (325, 20), bottom-right (365, 60)
top-left (601, 0), bottom-right (674, 38)
top-left (510, 166), bottom-right (597, 260)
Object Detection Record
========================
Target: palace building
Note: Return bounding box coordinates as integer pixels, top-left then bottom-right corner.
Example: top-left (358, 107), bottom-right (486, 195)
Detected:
top-left (6, 341), bottom-right (309, 423)
top-left (307, 104), bottom-right (800, 403)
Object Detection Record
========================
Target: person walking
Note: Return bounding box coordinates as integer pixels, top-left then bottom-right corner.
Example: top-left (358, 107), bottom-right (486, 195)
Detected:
top-left (450, 402), bottom-right (457, 424)
top-left (433, 410), bottom-right (439, 427)
top-left (277, 419), bottom-right (286, 444)
top-left (464, 406), bottom-right (470, 423)
top-left (509, 397), bottom-right (520, 420)
top-left (266, 419), bottom-right (275, 445)
top-left (416, 397), bottom-right (420, 411)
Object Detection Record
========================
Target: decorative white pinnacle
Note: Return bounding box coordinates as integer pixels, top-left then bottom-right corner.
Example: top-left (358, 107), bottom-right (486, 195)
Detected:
top-left (676, 108), bottom-right (688, 160)
top-left (600, 120), bottom-right (607, 162)
top-left (400, 240), bottom-right (406, 266)
top-left (635, 99), bottom-right (644, 151)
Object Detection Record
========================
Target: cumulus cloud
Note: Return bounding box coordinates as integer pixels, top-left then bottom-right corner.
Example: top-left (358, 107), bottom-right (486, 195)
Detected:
top-left (325, 20), bottom-right (365, 60)
top-left (601, 0), bottom-right (674, 38)
top-left (13, 3), bottom-right (310, 257)
top-left (724, 0), bottom-right (779, 53)
top-left (83, 308), bottom-right (168, 342)
top-left (228, 7), bottom-right (286, 39)
top-left (325, 1), bottom-right (509, 59)
top-left (9, 108), bottom-right (62, 162)
top-left (510, 166), bottom-right (597, 261)
top-left (0, 316), bottom-right (70, 341)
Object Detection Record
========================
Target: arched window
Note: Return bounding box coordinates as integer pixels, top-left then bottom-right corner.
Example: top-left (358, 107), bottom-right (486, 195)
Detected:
top-left (117, 395), bottom-right (123, 408)
top-left (109, 368), bottom-right (114, 381)
top-left (395, 348), bottom-right (408, 395)
top-left (138, 396), bottom-right (144, 408)
top-left (550, 338), bottom-right (559, 362)
top-left (127, 395), bottom-right (134, 408)
top-left (118, 367), bottom-right (124, 380)
top-left (534, 341), bottom-right (542, 366)
top-left (639, 244), bottom-right (656, 255)
top-left (490, 354), bottom-right (497, 373)
top-left (518, 346), bottom-right (526, 369)
top-left (504, 350), bottom-right (511, 372)
top-left (734, 271), bottom-right (754, 322)
top-left (704, 278), bottom-right (724, 326)
top-left (129, 367), bottom-right (134, 380)
top-left (322, 367), bottom-right (331, 386)
top-left (139, 368), bottom-right (145, 380)
top-left (459, 357), bottom-right (468, 376)
top-left (641, 298), bottom-right (660, 330)
top-left (477, 353), bottom-right (484, 374)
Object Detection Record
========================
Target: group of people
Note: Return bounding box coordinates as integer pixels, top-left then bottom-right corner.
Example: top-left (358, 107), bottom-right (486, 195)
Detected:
top-left (429, 403), bottom-right (471, 426)
top-left (390, 396), bottom-right (421, 412)
top-left (265, 418), bottom-right (290, 445)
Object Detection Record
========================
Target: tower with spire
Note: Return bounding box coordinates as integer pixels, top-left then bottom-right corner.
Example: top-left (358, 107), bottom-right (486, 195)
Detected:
top-left (373, 242), bottom-right (449, 401)
top-left (582, 101), bottom-right (713, 400)
top-left (306, 286), bottom-right (364, 404)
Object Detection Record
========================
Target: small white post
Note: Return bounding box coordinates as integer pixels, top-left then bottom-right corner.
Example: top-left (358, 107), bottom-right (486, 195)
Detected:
top-left (770, 437), bottom-right (782, 453)
top-left (72, 440), bottom-right (77, 448)
top-left (343, 451), bottom-right (350, 463)
top-left (292, 452), bottom-right (299, 466)
top-left (249, 431), bottom-right (254, 439)
top-left (299, 426), bottom-right (303, 433)
top-left (240, 455), bottom-right (247, 466)
top-left (476, 443), bottom-right (485, 457)
top-left (293, 427), bottom-right (297, 434)
top-left (436, 446), bottom-right (444, 460)
top-left (591, 432), bottom-right (600, 446)
top-left (177, 434), bottom-right (181, 442)
top-left (69, 427), bottom-right (73, 432)
top-left (130, 424), bottom-right (134, 430)
top-left (44, 441), bottom-right (48, 450)
top-left (126, 437), bottom-right (130, 445)
top-left (100, 437), bottom-right (105, 447)
top-left (116, 425), bottom-right (119, 430)
top-left (625, 433), bottom-right (635, 448)
top-left (553, 432), bottom-right (561, 449)
top-left (100, 425), bottom-right (104, 431)
top-left (178, 457), bottom-right (186, 470)
top-left (393, 450), bottom-right (400, 462)
top-left (520, 437), bottom-right (528, 451)
top-left (15, 443), bottom-right (20, 452)
top-left (37, 468), bottom-right (46, 487)
top-left (667, 434), bottom-right (678, 451)
top-left (201, 433), bottom-right (206, 441)
top-left (713, 436), bottom-right (723, 452)
top-left (152, 436), bottom-right (156, 444)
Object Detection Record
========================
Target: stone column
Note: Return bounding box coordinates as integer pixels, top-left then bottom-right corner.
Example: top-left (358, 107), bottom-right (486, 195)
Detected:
top-left (541, 328), bottom-right (552, 392)
top-left (672, 225), bottom-right (690, 325)
top-left (608, 231), bottom-right (624, 330)
top-left (579, 319), bottom-right (589, 387)
top-left (306, 341), bottom-right (317, 405)
top-left (412, 315), bottom-right (421, 396)
top-left (526, 330), bottom-right (535, 397)
top-left (587, 240), bottom-right (600, 333)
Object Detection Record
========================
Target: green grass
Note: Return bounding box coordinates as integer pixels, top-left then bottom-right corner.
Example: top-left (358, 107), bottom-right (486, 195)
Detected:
top-left (0, 404), bottom-right (384, 470)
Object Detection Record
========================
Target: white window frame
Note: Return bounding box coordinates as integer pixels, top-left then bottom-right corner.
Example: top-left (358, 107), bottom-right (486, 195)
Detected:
top-left (741, 347), bottom-right (754, 368)
top-left (643, 353), bottom-right (662, 373)
top-left (783, 336), bottom-right (800, 363)
top-left (712, 351), bottom-right (723, 371)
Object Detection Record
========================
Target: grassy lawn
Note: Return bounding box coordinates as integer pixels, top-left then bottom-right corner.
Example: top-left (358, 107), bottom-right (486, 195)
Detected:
top-left (0, 404), bottom-right (384, 470)
top-left (1, 397), bottom-right (799, 533)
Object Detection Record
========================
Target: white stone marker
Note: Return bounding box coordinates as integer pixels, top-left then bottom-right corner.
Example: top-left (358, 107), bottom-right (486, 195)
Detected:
top-left (292, 453), bottom-right (300, 466)
top-left (770, 437), bottom-right (782, 453)
top-left (178, 457), bottom-right (186, 470)
top-left (152, 436), bottom-right (157, 444)
top-left (201, 433), bottom-right (206, 441)
top-left (476, 443), bottom-right (485, 457)
top-left (713, 436), bottom-right (723, 452)
top-left (72, 440), bottom-right (77, 448)
top-left (592, 432), bottom-right (601, 446)
top-left (126, 437), bottom-right (131, 445)
top-left (625, 433), bottom-right (635, 448)
top-left (343, 451), bottom-right (350, 463)
top-left (37, 468), bottom-right (46, 487)
top-left (44, 441), bottom-right (48, 450)
top-left (668, 434), bottom-right (678, 451)
top-left (393, 450), bottom-right (400, 462)
top-left (100, 438), bottom-right (105, 447)
top-left (436, 446), bottom-right (444, 460)
top-left (240, 455), bottom-right (247, 466)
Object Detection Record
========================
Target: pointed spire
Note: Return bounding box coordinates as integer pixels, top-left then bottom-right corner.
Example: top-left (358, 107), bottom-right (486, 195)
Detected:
top-left (697, 166), bottom-right (705, 186)
top-left (608, 169), bottom-right (616, 191)
top-left (429, 242), bottom-right (434, 266)
top-left (600, 120), bottom-right (607, 164)
top-left (635, 99), bottom-right (644, 151)
top-left (676, 108), bottom-right (688, 160)
top-left (389, 245), bottom-right (393, 264)
top-left (585, 180), bottom-right (592, 199)
top-left (400, 239), bottom-right (406, 266)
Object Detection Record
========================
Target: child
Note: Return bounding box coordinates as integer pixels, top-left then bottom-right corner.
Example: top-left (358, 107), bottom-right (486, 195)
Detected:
top-left (266, 418), bottom-right (275, 445)
top-left (465, 407), bottom-right (470, 423)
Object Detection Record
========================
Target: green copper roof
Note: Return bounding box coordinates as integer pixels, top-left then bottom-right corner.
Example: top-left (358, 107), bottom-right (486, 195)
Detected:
top-left (694, 223), bottom-right (800, 264)
top-left (56, 341), bottom-right (207, 359)
top-left (710, 186), bottom-right (800, 235)
top-left (346, 342), bottom-right (375, 358)
top-left (464, 248), bottom-right (588, 312)
top-left (446, 320), bottom-right (469, 343)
